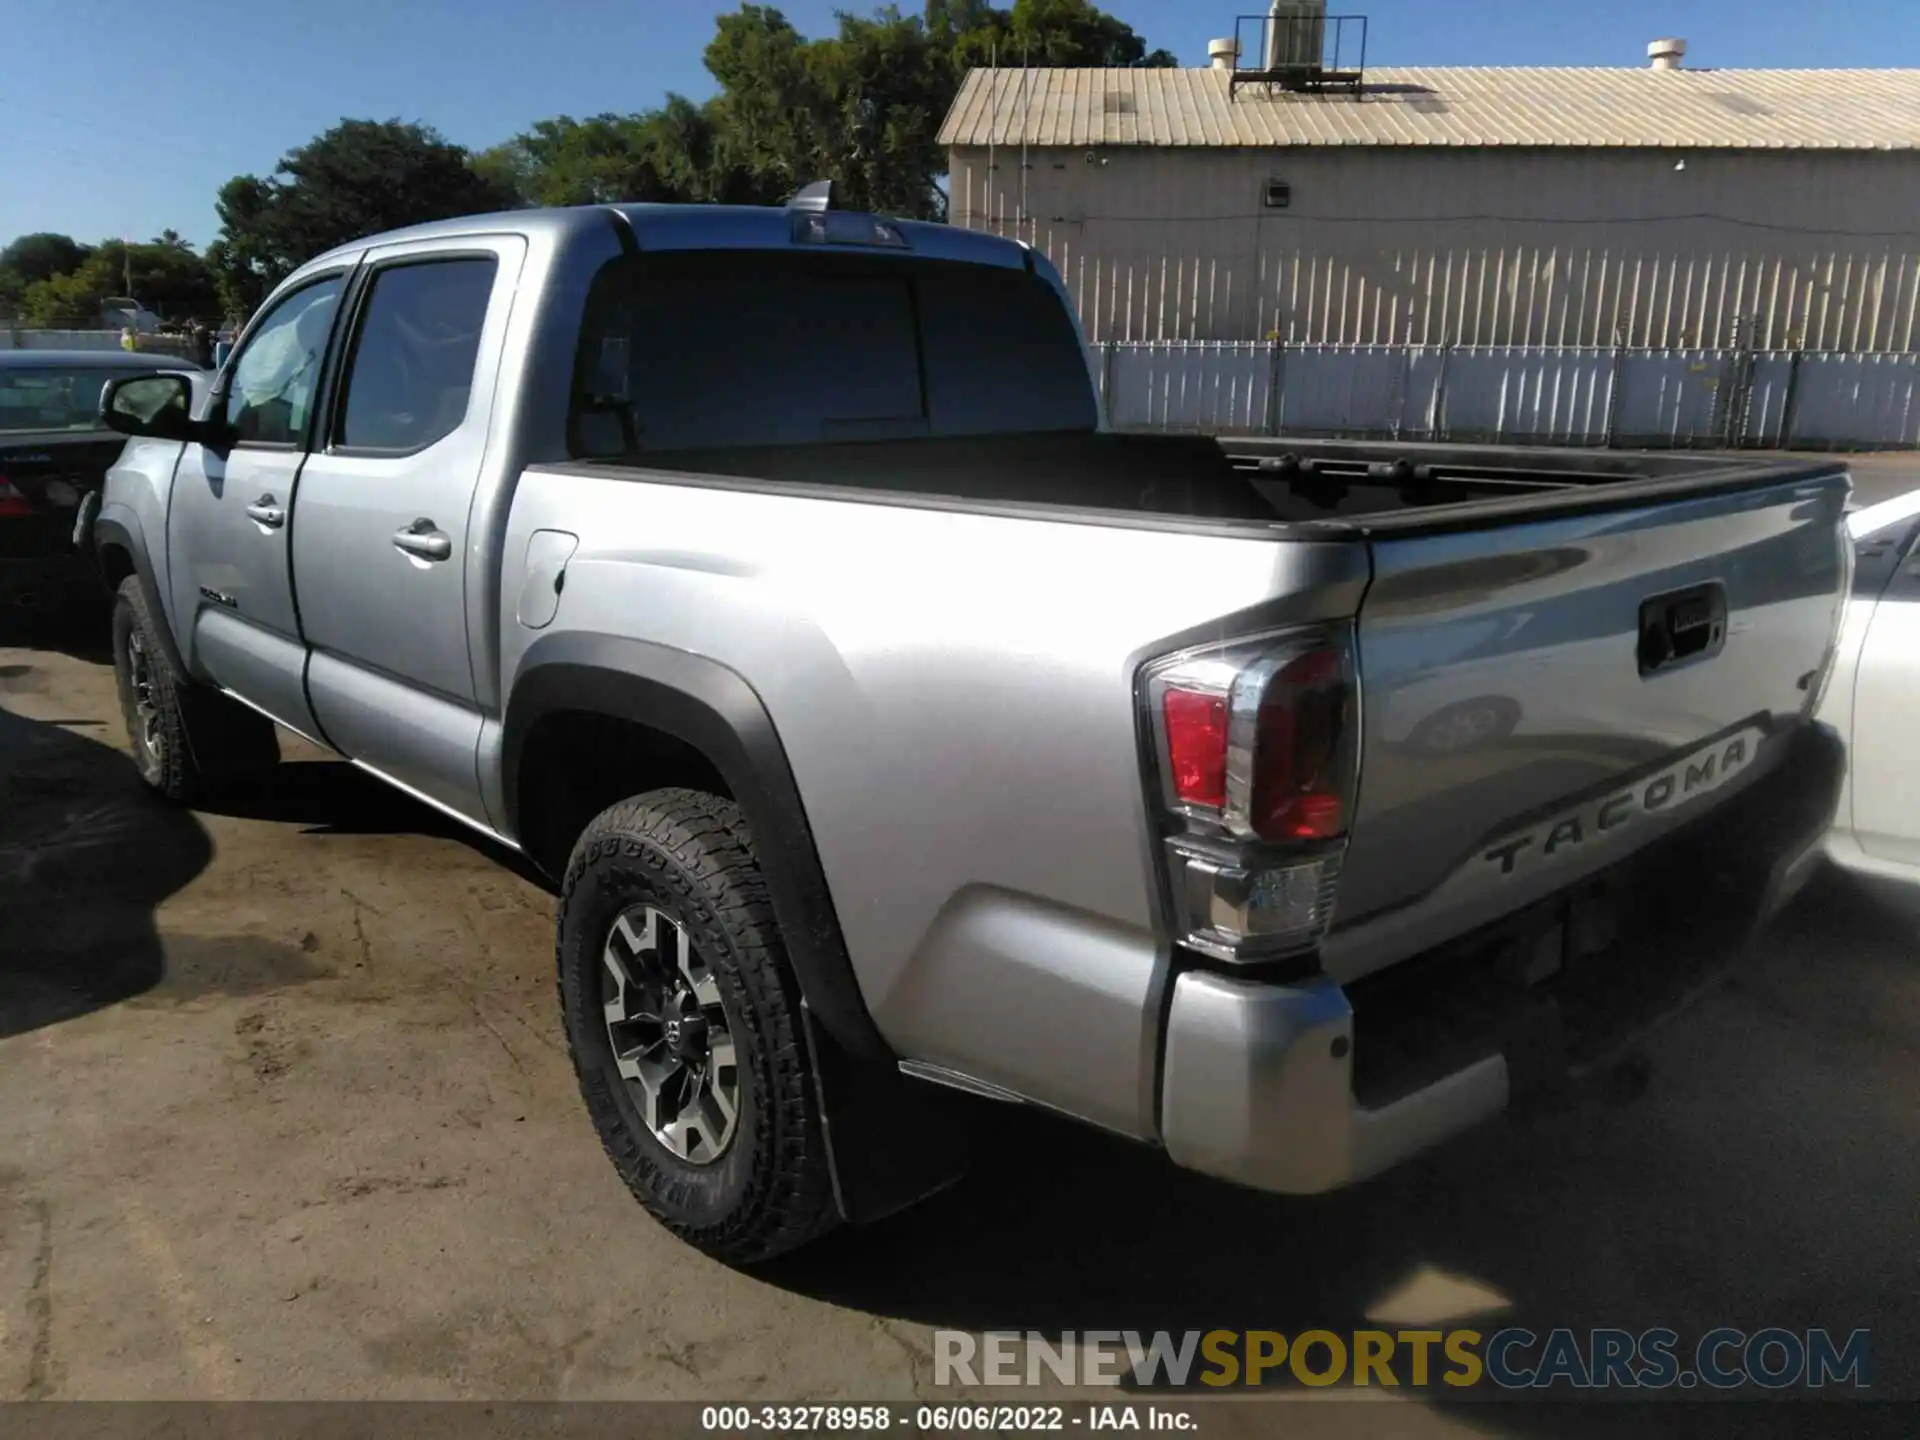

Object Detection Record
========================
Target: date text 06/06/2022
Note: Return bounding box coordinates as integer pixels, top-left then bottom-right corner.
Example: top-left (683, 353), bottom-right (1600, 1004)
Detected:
top-left (700, 1404), bottom-right (1197, 1432)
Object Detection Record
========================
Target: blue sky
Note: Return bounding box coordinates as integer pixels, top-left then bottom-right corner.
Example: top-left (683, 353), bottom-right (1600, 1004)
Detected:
top-left (6, 0), bottom-right (1919, 249)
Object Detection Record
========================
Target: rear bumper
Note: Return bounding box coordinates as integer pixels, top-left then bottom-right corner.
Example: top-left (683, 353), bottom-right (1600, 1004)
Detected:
top-left (1158, 720), bottom-right (1846, 1195)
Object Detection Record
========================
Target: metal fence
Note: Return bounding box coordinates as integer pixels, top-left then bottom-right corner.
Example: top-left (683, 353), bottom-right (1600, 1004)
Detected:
top-left (1, 328), bottom-right (194, 358)
top-left (1090, 341), bottom-right (1920, 450)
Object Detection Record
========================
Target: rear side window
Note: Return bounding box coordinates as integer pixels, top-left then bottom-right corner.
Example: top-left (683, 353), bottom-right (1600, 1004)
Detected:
top-left (570, 250), bottom-right (1094, 457)
top-left (336, 257), bottom-right (498, 452)
top-left (0, 368), bottom-right (147, 433)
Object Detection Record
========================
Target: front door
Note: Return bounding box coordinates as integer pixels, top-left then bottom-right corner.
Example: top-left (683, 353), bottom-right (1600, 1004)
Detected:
top-left (291, 238), bottom-right (525, 826)
top-left (166, 271), bottom-right (351, 737)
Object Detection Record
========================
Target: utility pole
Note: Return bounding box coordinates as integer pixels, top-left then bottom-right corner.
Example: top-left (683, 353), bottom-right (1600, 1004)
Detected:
top-left (987, 41), bottom-right (997, 235)
top-left (1019, 38), bottom-right (1030, 241)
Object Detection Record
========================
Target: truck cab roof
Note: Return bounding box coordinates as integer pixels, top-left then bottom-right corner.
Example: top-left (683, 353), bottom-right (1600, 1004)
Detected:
top-left (299, 200), bottom-right (1033, 278)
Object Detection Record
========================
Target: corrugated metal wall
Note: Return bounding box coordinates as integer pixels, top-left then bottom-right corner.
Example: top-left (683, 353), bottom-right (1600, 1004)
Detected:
top-left (1087, 342), bottom-right (1920, 449)
top-left (951, 146), bottom-right (1920, 351)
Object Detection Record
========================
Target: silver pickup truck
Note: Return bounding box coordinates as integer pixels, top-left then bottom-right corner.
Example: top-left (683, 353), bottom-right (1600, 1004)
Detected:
top-left (91, 187), bottom-right (1851, 1266)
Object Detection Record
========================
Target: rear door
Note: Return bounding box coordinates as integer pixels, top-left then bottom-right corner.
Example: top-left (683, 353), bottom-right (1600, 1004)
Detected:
top-left (1322, 473), bottom-right (1851, 978)
top-left (289, 238), bottom-right (524, 826)
top-left (165, 272), bottom-right (352, 736)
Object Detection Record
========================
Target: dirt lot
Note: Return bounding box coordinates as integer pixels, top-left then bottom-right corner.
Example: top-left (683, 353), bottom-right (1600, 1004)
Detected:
top-left (3, 476), bottom-right (1919, 1429)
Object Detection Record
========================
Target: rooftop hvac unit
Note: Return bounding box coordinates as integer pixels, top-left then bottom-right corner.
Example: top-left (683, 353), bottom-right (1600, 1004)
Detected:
top-left (1264, 0), bottom-right (1327, 72)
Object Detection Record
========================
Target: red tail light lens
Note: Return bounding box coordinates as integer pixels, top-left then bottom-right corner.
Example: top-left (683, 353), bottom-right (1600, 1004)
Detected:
top-left (1162, 688), bottom-right (1230, 809)
top-left (1145, 628), bottom-right (1357, 843)
top-left (0, 479), bottom-right (32, 518)
top-left (1142, 625), bottom-right (1359, 963)
top-left (1250, 645), bottom-right (1354, 842)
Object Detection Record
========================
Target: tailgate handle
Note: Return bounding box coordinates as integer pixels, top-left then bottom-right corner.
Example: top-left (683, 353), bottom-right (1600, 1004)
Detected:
top-left (1638, 582), bottom-right (1727, 676)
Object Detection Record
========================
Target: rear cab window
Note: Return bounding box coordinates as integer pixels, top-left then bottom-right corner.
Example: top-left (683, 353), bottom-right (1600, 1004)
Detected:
top-left (568, 249), bottom-right (1095, 458)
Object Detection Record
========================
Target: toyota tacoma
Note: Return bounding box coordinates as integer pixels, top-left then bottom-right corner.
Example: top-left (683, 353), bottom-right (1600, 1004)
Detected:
top-left (89, 186), bottom-right (1851, 1265)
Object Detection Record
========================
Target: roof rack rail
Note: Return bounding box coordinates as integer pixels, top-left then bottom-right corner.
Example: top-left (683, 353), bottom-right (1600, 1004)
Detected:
top-left (787, 180), bottom-right (836, 213)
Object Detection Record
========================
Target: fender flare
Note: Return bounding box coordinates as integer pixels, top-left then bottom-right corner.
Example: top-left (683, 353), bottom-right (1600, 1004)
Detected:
top-left (501, 632), bottom-right (970, 1224)
top-left (500, 630), bottom-right (890, 1065)
top-left (92, 510), bottom-right (190, 680)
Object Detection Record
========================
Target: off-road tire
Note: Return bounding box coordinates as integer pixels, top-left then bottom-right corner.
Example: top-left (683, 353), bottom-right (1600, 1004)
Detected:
top-left (110, 575), bottom-right (279, 805)
top-left (557, 788), bottom-right (839, 1265)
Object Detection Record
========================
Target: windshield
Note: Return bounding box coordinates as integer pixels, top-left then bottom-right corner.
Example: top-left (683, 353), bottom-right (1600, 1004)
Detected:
top-left (0, 367), bottom-right (143, 435)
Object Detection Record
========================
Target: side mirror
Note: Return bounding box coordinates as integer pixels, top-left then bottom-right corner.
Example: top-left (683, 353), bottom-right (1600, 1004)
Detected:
top-left (99, 373), bottom-right (197, 442)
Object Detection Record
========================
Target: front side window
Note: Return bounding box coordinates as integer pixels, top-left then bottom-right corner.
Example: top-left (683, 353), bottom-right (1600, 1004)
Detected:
top-left (0, 368), bottom-right (149, 434)
top-left (224, 276), bottom-right (346, 445)
top-left (335, 257), bottom-right (498, 452)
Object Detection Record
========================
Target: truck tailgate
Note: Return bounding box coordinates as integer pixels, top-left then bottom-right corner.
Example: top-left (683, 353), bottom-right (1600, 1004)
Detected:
top-left (1324, 470), bottom-right (1850, 977)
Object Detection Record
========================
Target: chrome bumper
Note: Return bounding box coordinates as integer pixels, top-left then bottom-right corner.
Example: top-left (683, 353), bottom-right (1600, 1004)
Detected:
top-left (1157, 721), bottom-right (1845, 1196)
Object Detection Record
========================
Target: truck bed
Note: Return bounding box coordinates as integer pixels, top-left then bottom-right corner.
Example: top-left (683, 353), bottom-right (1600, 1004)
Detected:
top-left (625, 431), bottom-right (1840, 532)
top-left (566, 432), bottom-right (1850, 982)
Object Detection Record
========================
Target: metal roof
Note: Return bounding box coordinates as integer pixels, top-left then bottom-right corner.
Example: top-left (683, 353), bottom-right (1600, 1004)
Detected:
top-left (938, 65), bottom-right (1920, 151)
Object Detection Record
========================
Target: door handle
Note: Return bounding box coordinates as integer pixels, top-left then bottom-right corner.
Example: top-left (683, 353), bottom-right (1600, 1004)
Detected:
top-left (243, 495), bottom-right (286, 528)
top-left (393, 518), bottom-right (452, 562)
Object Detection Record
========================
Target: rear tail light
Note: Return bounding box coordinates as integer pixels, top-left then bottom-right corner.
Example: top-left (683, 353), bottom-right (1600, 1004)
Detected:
top-left (1142, 626), bottom-right (1359, 962)
top-left (0, 479), bottom-right (33, 518)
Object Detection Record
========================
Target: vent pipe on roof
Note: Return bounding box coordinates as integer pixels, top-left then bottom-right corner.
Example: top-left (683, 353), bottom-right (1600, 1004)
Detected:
top-left (1208, 37), bottom-right (1241, 71)
top-left (1648, 38), bottom-right (1687, 71)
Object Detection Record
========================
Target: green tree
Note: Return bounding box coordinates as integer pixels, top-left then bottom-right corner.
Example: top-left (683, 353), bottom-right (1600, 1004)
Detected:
top-left (475, 100), bottom-right (754, 209)
top-left (17, 241), bottom-right (218, 327)
top-left (1, 233), bottom-right (90, 286)
top-left (949, 0), bottom-right (1179, 69)
top-left (1, 232), bottom-right (93, 315)
top-left (487, 0), bottom-right (1173, 224)
top-left (701, 5), bottom-right (953, 217)
top-left (206, 119), bottom-right (516, 320)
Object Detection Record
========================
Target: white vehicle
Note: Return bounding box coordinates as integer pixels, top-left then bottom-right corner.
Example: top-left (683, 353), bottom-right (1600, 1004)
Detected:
top-left (1819, 488), bottom-right (1920, 882)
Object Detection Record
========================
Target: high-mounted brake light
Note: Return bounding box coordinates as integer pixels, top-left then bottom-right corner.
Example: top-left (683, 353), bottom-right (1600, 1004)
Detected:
top-left (789, 178), bottom-right (910, 245)
top-left (1141, 626), bottom-right (1359, 963)
top-left (790, 210), bottom-right (910, 249)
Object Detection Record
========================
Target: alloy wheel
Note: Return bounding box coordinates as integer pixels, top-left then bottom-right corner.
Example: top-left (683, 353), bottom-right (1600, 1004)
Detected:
top-left (600, 903), bottom-right (741, 1165)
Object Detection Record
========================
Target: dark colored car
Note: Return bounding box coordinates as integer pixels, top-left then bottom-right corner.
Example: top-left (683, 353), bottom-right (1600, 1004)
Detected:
top-left (0, 350), bottom-right (202, 560)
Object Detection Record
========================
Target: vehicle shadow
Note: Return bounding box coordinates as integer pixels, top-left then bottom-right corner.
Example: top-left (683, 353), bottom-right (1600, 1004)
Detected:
top-left (198, 756), bottom-right (555, 892)
top-left (0, 557), bottom-right (113, 663)
top-left (0, 703), bottom-right (212, 1039)
top-left (762, 870), bottom-right (1920, 1412)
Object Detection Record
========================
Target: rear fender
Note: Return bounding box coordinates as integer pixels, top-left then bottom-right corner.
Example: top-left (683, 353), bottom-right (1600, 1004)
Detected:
top-left (501, 631), bottom-right (970, 1225)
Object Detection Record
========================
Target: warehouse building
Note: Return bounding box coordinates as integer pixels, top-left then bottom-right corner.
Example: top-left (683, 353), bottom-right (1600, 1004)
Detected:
top-left (939, 30), bottom-right (1920, 353)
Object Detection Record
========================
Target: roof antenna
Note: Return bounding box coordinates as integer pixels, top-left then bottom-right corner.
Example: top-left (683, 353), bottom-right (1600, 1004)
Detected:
top-left (788, 180), bottom-right (835, 213)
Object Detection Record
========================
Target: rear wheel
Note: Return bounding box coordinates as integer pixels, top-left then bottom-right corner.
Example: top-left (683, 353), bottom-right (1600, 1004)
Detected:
top-left (556, 788), bottom-right (839, 1265)
top-left (110, 576), bottom-right (278, 805)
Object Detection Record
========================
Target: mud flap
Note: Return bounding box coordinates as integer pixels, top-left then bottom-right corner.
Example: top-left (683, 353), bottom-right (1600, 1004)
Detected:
top-left (799, 1001), bottom-right (971, 1227)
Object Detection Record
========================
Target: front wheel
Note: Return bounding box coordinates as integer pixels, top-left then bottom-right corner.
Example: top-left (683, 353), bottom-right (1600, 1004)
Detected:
top-left (556, 788), bottom-right (839, 1265)
top-left (110, 576), bottom-right (278, 804)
